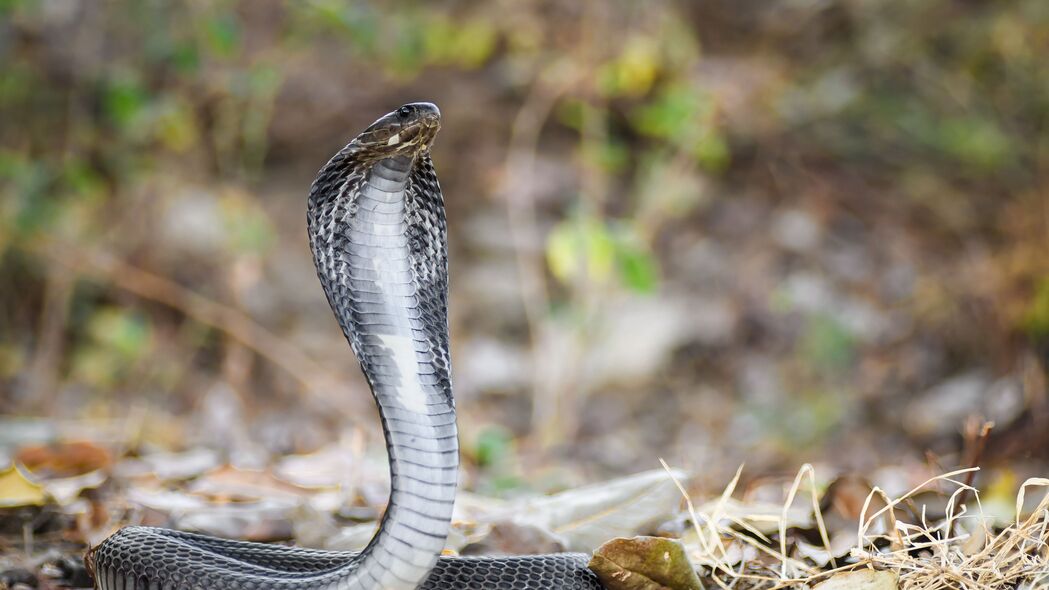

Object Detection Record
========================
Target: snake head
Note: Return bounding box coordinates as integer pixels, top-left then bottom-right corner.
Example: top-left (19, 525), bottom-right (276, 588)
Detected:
top-left (354, 102), bottom-right (441, 157)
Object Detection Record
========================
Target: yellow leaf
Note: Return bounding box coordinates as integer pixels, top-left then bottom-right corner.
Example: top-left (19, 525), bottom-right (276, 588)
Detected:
top-left (0, 463), bottom-right (47, 507)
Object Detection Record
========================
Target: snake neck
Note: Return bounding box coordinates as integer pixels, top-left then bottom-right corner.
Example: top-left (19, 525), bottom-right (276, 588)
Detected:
top-left (309, 152), bottom-right (458, 589)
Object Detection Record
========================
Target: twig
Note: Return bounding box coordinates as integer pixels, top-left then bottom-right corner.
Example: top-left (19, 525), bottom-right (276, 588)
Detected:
top-left (499, 66), bottom-right (577, 446)
top-left (37, 242), bottom-right (349, 416)
top-left (25, 265), bottom-right (74, 413)
top-left (951, 419), bottom-right (994, 537)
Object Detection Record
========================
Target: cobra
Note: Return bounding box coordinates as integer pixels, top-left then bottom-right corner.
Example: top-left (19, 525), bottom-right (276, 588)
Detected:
top-left (89, 102), bottom-right (605, 590)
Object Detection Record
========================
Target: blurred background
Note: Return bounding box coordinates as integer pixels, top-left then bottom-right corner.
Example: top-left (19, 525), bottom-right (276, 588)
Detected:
top-left (1, 0), bottom-right (1048, 504)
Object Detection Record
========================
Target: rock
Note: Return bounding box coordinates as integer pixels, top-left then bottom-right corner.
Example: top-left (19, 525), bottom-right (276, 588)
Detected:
top-left (812, 569), bottom-right (898, 590)
top-left (771, 208), bottom-right (821, 252)
top-left (457, 337), bottom-right (531, 395)
top-left (0, 568), bottom-right (37, 589)
top-left (583, 295), bottom-right (735, 388)
top-left (903, 372), bottom-right (1026, 437)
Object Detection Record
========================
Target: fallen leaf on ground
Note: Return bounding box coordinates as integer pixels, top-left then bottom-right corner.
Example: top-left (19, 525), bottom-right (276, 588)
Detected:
top-left (44, 469), bottom-right (108, 506)
top-left (127, 487), bottom-right (298, 541)
top-left (512, 468), bottom-right (688, 552)
top-left (16, 441), bottom-right (112, 477)
top-left (116, 448), bottom-right (220, 481)
top-left (589, 536), bottom-right (702, 590)
top-left (460, 521), bottom-right (567, 556)
top-left (188, 465), bottom-right (311, 502)
top-left (275, 444), bottom-right (355, 489)
top-left (0, 464), bottom-right (47, 507)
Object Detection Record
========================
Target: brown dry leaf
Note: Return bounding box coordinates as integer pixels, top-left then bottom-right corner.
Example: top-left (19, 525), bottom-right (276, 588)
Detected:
top-left (589, 536), bottom-right (702, 590)
top-left (812, 569), bottom-right (898, 590)
top-left (16, 441), bottom-right (112, 477)
top-left (124, 466), bottom-right (314, 542)
top-left (188, 465), bottom-right (313, 502)
top-left (0, 464), bottom-right (47, 507)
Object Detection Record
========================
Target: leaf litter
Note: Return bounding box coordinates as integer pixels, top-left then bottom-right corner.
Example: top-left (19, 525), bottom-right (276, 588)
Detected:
top-left (1, 441), bottom-right (1048, 590)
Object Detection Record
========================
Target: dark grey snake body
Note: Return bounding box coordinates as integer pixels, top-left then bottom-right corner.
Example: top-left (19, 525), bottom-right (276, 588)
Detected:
top-left (89, 103), bottom-right (605, 590)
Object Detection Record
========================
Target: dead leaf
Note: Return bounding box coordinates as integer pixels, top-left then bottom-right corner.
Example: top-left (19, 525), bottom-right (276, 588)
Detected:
top-left (511, 468), bottom-right (688, 552)
top-left (0, 464), bottom-right (47, 507)
top-left (127, 486), bottom-right (298, 541)
top-left (188, 465), bottom-right (311, 502)
top-left (812, 569), bottom-right (898, 590)
top-left (117, 448), bottom-right (220, 481)
top-left (695, 497), bottom-right (810, 535)
top-left (794, 532), bottom-right (854, 566)
top-left (820, 475), bottom-right (891, 539)
top-left (275, 444), bottom-right (355, 489)
top-left (460, 521), bottom-right (567, 556)
top-left (44, 469), bottom-right (107, 506)
top-left (16, 441), bottom-right (112, 477)
top-left (590, 536), bottom-right (702, 590)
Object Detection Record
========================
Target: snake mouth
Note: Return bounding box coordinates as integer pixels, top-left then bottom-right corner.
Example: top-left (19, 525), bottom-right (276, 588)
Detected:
top-left (356, 102), bottom-right (441, 156)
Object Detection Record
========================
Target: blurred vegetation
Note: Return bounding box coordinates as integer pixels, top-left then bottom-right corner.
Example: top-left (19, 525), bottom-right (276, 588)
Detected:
top-left (0, 0), bottom-right (1047, 483)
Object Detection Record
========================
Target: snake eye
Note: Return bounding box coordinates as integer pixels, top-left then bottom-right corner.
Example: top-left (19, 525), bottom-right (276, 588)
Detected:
top-left (398, 105), bottom-right (412, 118)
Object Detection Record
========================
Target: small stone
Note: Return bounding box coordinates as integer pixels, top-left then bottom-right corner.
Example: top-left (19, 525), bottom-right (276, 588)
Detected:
top-left (812, 569), bottom-right (898, 590)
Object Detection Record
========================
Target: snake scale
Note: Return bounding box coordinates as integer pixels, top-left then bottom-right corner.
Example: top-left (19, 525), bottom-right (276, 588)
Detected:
top-left (89, 103), bottom-right (605, 590)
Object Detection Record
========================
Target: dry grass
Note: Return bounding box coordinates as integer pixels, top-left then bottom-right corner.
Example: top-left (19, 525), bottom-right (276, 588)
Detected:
top-left (661, 461), bottom-right (1049, 589)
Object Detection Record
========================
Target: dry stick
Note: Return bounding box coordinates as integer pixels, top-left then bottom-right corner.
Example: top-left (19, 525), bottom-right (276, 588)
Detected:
top-left (41, 244), bottom-right (347, 416)
top-left (25, 264), bottom-right (74, 413)
top-left (951, 419), bottom-right (994, 538)
top-left (499, 69), bottom-right (575, 447)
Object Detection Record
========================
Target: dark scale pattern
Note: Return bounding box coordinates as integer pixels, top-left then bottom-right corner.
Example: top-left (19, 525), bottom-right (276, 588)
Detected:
top-left (89, 103), bottom-right (605, 590)
top-left (91, 527), bottom-right (602, 589)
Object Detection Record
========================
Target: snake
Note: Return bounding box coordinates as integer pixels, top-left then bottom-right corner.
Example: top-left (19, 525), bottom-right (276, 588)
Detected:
top-left (88, 103), bottom-right (605, 590)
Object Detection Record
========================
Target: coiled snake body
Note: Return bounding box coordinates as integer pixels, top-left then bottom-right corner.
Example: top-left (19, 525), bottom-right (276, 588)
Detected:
top-left (89, 103), bottom-right (605, 590)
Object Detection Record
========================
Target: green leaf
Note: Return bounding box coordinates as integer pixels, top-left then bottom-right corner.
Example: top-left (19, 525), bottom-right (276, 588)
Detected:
top-left (692, 132), bottom-right (730, 173)
top-left (632, 85), bottom-right (706, 141)
top-left (205, 13), bottom-right (242, 58)
top-left (88, 308), bottom-right (151, 360)
top-left (548, 217), bottom-right (661, 293)
top-left (424, 15), bottom-right (496, 68)
top-left (154, 98), bottom-right (199, 153)
top-left (475, 426), bottom-right (513, 468)
top-left (616, 243), bottom-right (660, 294)
top-left (581, 140), bottom-right (630, 173)
top-left (0, 0), bottom-right (29, 16)
top-left (937, 116), bottom-right (1011, 171)
top-left (104, 76), bottom-right (148, 129)
top-left (171, 43), bottom-right (201, 73)
top-left (1022, 277), bottom-right (1049, 338)
top-left (556, 99), bottom-right (587, 130)
top-left (546, 216), bottom-right (618, 286)
top-left (62, 158), bottom-right (106, 197)
top-left (597, 37), bottom-right (660, 98)
top-left (221, 194), bottom-right (276, 254)
top-left (800, 314), bottom-right (855, 372)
